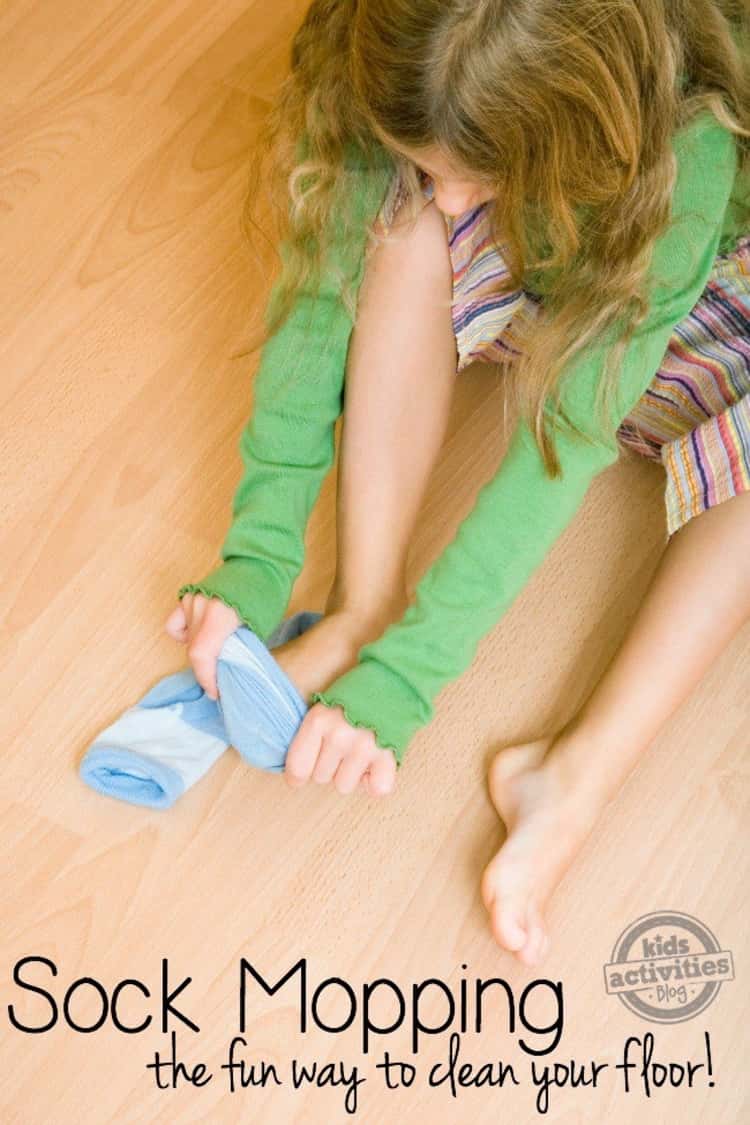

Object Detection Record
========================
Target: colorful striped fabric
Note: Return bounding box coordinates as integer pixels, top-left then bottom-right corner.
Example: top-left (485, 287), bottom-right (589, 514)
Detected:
top-left (618, 236), bottom-right (750, 533)
top-left (375, 170), bottom-right (539, 366)
top-left (374, 173), bottom-right (750, 537)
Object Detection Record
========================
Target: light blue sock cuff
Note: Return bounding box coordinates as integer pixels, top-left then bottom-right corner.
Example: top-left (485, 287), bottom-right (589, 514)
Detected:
top-left (79, 747), bottom-right (186, 809)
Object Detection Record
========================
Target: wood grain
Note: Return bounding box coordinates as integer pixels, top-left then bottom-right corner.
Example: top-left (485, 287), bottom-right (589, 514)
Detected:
top-left (1, 3), bottom-right (747, 1122)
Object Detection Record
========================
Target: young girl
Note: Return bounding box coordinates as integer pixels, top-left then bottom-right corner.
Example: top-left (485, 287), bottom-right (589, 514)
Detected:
top-left (166, 0), bottom-right (750, 966)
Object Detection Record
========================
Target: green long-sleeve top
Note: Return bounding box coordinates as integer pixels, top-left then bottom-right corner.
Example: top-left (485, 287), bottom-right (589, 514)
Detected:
top-left (179, 110), bottom-right (746, 764)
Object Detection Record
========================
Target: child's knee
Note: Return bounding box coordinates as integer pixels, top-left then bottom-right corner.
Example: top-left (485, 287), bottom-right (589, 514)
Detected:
top-left (378, 196), bottom-right (452, 286)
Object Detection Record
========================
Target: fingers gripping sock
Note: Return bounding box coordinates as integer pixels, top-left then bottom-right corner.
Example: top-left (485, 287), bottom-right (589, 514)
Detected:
top-left (78, 609), bottom-right (323, 809)
top-left (216, 626), bottom-right (310, 772)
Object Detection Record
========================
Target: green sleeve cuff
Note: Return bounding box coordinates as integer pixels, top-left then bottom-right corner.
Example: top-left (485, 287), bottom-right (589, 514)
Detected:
top-left (310, 656), bottom-right (434, 766)
top-left (177, 557), bottom-right (290, 644)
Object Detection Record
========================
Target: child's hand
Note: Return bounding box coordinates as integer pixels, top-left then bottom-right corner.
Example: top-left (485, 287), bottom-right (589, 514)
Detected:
top-left (283, 703), bottom-right (398, 797)
top-left (164, 592), bottom-right (240, 700)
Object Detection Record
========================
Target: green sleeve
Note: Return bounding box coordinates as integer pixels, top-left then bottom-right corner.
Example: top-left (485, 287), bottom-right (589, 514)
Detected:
top-left (311, 113), bottom-right (738, 763)
top-left (178, 149), bottom-right (392, 642)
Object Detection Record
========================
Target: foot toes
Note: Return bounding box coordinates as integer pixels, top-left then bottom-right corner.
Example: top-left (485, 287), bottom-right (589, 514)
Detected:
top-left (518, 908), bottom-right (547, 966)
top-left (490, 899), bottom-right (528, 952)
top-left (519, 928), bottom-right (543, 966)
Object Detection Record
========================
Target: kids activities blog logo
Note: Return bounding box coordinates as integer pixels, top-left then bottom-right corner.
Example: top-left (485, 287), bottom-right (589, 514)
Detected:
top-left (603, 910), bottom-right (735, 1023)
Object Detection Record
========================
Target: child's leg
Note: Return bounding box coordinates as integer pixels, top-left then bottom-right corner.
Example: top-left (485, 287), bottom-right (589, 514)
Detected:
top-left (328, 200), bottom-right (458, 623)
top-left (272, 199), bottom-right (459, 699)
top-left (481, 489), bottom-right (750, 965)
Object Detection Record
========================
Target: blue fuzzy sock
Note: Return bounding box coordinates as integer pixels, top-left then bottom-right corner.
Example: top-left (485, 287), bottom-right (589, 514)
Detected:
top-left (79, 610), bottom-right (322, 809)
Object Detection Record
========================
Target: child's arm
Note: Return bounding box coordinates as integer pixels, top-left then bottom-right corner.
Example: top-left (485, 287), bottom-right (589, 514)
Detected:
top-left (177, 146), bottom-right (392, 643)
top-left (310, 112), bottom-right (739, 764)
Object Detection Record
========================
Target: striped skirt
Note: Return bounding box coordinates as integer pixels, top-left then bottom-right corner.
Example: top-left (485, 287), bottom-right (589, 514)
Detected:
top-left (375, 172), bottom-right (750, 537)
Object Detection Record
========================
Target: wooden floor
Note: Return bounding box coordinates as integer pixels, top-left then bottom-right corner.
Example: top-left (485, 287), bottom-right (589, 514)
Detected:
top-left (1, 3), bottom-right (748, 1122)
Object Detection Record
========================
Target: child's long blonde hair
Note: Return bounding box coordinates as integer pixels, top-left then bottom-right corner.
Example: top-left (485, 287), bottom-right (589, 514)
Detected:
top-left (239, 0), bottom-right (749, 475)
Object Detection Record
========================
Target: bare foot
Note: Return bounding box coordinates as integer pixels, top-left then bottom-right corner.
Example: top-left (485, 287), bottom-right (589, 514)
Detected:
top-left (480, 732), bottom-right (606, 966)
top-left (270, 609), bottom-right (383, 702)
